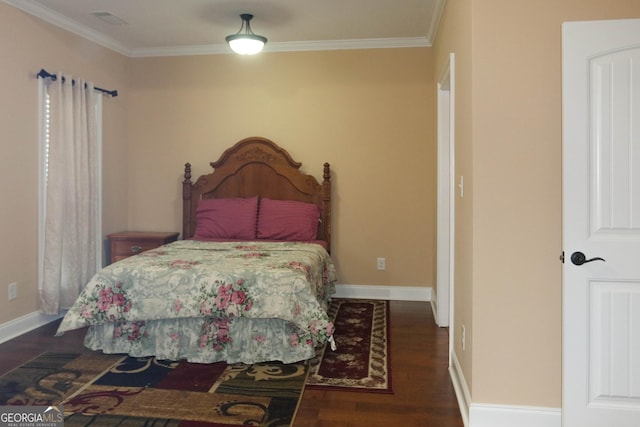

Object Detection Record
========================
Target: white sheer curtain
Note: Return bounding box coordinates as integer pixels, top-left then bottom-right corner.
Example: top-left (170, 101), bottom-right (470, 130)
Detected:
top-left (39, 74), bottom-right (99, 315)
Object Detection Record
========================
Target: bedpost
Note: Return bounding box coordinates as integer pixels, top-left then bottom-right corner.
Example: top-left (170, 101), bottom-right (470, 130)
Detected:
top-left (182, 163), bottom-right (192, 239)
top-left (322, 162), bottom-right (332, 253)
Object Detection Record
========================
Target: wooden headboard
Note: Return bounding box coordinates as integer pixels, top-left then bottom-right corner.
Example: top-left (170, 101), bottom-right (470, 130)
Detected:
top-left (182, 137), bottom-right (332, 251)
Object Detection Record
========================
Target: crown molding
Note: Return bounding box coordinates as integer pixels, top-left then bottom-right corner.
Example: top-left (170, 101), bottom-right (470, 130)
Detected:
top-left (131, 44), bottom-right (230, 58)
top-left (4, 0), bottom-right (433, 58)
top-left (428, 0), bottom-right (448, 44)
top-left (266, 37), bottom-right (432, 53)
top-left (2, 0), bottom-right (132, 56)
top-left (131, 37), bottom-right (431, 57)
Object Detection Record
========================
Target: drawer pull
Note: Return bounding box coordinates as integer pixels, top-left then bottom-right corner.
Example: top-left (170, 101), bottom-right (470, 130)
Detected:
top-left (131, 245), bottom-right (143, 254)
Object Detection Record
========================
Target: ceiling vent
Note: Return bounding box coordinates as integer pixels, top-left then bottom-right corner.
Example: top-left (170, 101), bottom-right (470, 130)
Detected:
top-left (90, 11), bottom-right (128, 25)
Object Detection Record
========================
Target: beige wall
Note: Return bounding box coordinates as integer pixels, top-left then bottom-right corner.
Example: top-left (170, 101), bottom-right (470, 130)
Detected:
top-left (435, 0), bottom-right (640, 410)
top-left (12, 0), bottom-right (639, 414)
top-left (0, 4), bottom-right (436, 327)
top-left (433, 0), bottom-right (475, 394)
top-left (126, 49), bottom-right (437, 287)
top-left (0, 2), bottom-right (129, 325)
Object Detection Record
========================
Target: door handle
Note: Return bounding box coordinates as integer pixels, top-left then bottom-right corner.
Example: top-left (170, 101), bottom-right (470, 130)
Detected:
top-left (570, 251), bottom-right (605, 266)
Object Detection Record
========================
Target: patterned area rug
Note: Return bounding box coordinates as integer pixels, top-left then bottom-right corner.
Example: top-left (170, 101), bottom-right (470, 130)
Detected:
top-left (306, 299), bottom-right (392, 393)
top-left (0, 352), bottom-right (307, 426)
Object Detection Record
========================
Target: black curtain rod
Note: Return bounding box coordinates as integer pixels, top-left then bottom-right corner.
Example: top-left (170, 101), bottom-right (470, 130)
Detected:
top-left (37, 69), bottom-right (118, 97)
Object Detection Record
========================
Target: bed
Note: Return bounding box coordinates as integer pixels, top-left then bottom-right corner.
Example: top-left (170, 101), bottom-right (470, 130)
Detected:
top-left (56, 137), bottom-right (337, 364)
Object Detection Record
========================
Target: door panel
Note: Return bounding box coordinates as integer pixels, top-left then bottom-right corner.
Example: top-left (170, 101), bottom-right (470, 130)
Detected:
top-left (589, 281), bottom-right (640, 405)
top-left (563, 18), bottom-right (640, 427)
top-left (591, 50), bottom-right (640, 235)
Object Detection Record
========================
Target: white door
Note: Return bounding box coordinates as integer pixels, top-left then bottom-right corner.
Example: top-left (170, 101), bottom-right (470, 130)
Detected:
top-left (563, 19), bottom-right (640, 427)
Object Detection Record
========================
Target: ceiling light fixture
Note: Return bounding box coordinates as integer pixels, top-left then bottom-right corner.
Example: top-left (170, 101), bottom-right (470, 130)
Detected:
top-left (225, 14), bottom-right (267, 55)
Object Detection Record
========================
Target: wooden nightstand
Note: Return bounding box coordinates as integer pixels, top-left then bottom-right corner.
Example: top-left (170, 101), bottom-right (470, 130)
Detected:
top-left (107, 231), bottom-right (179, 264)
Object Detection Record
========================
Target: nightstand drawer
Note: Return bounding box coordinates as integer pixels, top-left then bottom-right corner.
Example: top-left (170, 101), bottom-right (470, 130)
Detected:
top-left (107, 231), bottom-right (179, 264)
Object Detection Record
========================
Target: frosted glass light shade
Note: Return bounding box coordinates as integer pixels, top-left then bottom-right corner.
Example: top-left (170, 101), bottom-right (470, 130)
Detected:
top-left (227, 35), bottom-right (266, 55)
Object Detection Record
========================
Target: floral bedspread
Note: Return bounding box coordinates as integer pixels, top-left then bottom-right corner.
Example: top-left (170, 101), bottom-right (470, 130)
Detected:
top-left (57, 240), bottom-right (337, 364)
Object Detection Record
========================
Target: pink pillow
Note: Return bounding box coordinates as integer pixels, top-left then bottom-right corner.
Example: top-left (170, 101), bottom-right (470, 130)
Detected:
top-left (257, 198), bottom-right (321, 241)
top-left (193, 197), bottom-right (258, 240)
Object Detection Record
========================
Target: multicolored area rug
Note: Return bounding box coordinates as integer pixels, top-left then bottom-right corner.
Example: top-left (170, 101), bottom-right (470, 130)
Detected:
top-left (306, 298), bottom-right (392, 393)
top-left (0, 352), bottom-right (307, 426)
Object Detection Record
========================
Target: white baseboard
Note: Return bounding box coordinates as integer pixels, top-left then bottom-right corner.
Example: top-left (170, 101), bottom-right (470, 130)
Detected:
top-left (0, 310), bottom-right (62, 344)
top-left (469, 404), bottom-right (561, 427)
top-left (450, 350), bottom-right (472, 426)
top-left (430, 299), bottom-right (438, 321)
top-left (333, 284), bottom-right (431, 301)
top-left (450, 350), bottom-right (561, 427)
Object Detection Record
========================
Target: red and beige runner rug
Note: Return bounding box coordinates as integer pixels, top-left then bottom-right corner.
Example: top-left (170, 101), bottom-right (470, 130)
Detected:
top-left (306, 298), bottom-right (392, 393)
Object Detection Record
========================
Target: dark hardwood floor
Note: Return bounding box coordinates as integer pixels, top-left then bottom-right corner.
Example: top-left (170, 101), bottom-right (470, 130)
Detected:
top-left (0, 300), bottom-right (463, 427)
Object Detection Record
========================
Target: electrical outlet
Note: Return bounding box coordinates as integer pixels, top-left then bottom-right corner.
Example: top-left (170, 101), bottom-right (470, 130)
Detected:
top-left (461, 324), bottom-right (466, 351)
top-left (376, 257), bottom-right (386, 271)
top-left (8, 282), bottom-right (17, 301)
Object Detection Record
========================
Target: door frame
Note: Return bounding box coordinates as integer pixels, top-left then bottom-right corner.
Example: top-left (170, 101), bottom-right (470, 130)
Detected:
top-left (436, 52), bottom-right (456, 346)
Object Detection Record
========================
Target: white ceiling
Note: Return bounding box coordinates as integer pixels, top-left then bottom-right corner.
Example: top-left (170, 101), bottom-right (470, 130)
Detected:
top-left (3, 0), bottom-right (446, 57)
